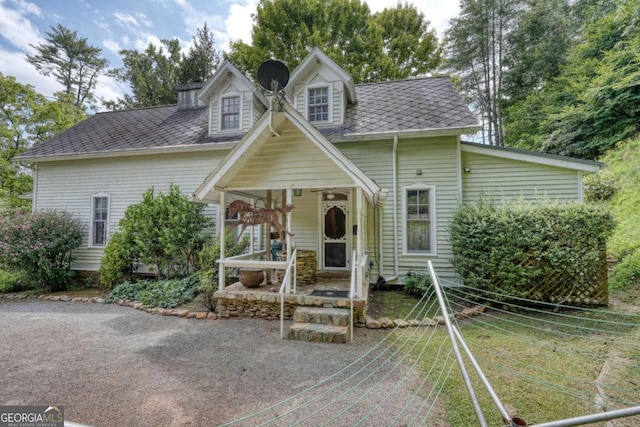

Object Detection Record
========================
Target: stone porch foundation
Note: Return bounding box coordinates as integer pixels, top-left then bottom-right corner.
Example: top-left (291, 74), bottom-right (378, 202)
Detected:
top-left (214, 287), bottom-right (367, 326)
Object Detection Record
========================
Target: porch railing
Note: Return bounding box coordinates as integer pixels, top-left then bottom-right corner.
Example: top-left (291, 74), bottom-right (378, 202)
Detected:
top-left (349, 250), bottom-right (357, 344)
top-left (217, 250), bottom-right (288, 291)
top-left (279, 249), bottom-right (298, 339)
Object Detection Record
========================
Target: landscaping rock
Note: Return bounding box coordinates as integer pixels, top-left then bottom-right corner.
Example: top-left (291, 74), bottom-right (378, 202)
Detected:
top-left (196, 312), bottom-right (208, 320)
top-left (393, 319), bottom-right (409, 328)
top-left (409, 319), bottom-right (422, 327)
top-left (365, 316), bottom-right (381, 329)
top-left (379, 317), bottom-right (394, 328)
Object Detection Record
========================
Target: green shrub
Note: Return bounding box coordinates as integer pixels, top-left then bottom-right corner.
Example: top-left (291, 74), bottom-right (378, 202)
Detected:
top-left (98, 231), bottom-right (139, 287)
top-left (450, 199), bottom-right (614, 302)
top-left (197, 232), bottom-right (250, 310)
top-left (138, 276), bottom-right (200, 308)
top-left (99, 184), bottom-right (212, 284)
top-left (0, 269), bottom-right (27, 293)
top-left (403, 272), bottom-right (432, 296)
top-left (105, 276), bottom-right (200, 309)
top-left (610, 251), bottom-right (640, 290)
top-left (584, 170), bottom-right (618, 202)
top-left (0, 210), bottom-right (84, 292)
top-left (104, 280), bottom-right (151, 303)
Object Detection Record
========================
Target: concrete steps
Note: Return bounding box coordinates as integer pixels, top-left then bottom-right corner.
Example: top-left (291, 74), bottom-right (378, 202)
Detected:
top-left (289, 306), bottom-right (351, 343)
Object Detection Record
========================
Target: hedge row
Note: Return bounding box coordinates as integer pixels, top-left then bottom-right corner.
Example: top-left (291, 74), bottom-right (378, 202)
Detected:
top-left (450, 200), bottom-right (614, 302)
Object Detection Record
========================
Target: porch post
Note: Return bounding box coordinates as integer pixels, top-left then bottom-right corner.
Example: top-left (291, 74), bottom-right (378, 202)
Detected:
top-left (286, 188), bottom-right (292, 260)
top-left (356, 187), bottom-right (364, 298)
top-left (218, 191), bottom-right (226, 291)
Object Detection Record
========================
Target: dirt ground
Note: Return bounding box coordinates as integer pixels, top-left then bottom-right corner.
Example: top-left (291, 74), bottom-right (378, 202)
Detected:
top-left (0, 299), bottom-right (446, 427)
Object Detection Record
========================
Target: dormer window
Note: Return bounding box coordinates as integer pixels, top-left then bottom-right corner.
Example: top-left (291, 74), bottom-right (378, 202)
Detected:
top-left (221, 95), bottom-right (241, 130)
top-left (308, 86), bottom-right (330, 123)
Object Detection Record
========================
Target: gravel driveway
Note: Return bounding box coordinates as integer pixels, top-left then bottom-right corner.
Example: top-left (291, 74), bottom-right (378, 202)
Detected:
top-left (0, 300), bottom-right (443, 427)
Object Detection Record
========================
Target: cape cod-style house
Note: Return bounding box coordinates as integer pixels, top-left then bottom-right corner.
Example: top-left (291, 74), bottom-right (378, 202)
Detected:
top-left (16, 48), bottom-right (600, 339)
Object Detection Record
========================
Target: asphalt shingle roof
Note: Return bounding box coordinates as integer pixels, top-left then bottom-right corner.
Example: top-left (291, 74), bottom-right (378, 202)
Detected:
top-left (18, 77), bottom-right (478, 160)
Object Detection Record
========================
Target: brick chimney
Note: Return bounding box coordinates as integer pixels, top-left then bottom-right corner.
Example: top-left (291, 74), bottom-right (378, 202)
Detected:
top-left (177, 81), bottom-right (206, 110)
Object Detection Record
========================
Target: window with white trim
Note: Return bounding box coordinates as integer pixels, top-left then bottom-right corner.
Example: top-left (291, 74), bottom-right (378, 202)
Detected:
top-left (90, 193), bottom-right (110, 247)
top-left (221, 95), bottom-right (240, 130)
top-left (308, 86), bottom-right (329, 122)
top-left (403, 185), bottom-right (436, 254)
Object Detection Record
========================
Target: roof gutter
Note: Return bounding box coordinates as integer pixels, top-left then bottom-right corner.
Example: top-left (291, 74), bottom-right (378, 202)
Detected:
top-left (13, 141), bottom-right (238, 163)
top-left (329, 125), bottom-right (482, 143)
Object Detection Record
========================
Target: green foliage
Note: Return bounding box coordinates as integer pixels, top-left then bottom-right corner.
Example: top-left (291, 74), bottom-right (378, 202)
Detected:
top-left (587, 135), bottom-right (640, 291)
top-left (197, 232), bottom-right (250, 310)
top-left (506, 0), bottom-right (640, 159)
top-left (98, 231), bottom-right (138, 287)
top-left (104, 280), bottom-right (150, 303)
top-left (105, 276), bottom-right (200, 309)
top-left (584, 170), bottom-right (617, 202)
top-left (0, 210), bottom-right (84, 292)
top-left (107, 39), bottom-right (182, 109)
top-left (26, 24), bottom-right (108, 108)
top-left (179, 23), bottom-right (222, 83)
top-left (226, 0), bottom-right (441, 84)
top-left (99, 184), bottom-right (212, 283)
top-left (610, 251), bottom-right (640, 290)
top-left (1, 73), bottom-right (85, 209)
top-left (0, 269), bottom-right (27, 293)
top-left (450, 199), bottom-right (614, 300)
top-left (107, 23), bottom-right (221, 110)
top-left (402, 273), bottom-right (432, 297)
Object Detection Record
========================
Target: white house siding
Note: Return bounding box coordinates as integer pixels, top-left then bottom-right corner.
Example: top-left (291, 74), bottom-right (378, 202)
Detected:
top-left (338, 137), bottom-right (461, 281)
top-left (226, 120), bottom-right (355, 190)
top-left (293, 72), bottom-right (344, 126)
top-left (34, 151), bottom-right (227, 270)
top-left (288, 190), bottom-right (319, 252)
top-left (208, 83), bottom-right (255, 133)
top-left (461, 151), bottom-right (581, 203)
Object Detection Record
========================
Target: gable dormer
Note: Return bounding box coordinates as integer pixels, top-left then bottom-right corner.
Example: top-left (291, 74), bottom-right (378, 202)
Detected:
top-left (286, 47), bottom-right (356, 126)
top-left (197, 60), bottom-right (268, 136)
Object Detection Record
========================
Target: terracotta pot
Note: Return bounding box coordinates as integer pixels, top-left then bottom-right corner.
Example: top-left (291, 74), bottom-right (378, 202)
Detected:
top-left (239, 268), bottom-right (264, 288)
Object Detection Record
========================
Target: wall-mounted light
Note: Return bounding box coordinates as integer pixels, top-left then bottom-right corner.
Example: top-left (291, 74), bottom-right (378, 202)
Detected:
top-left (416, 169), bottom-right (422, 176)
top-left (463, 167), bottom-right (471, 173)
top-left (293, 189), bottom-right (302, 197)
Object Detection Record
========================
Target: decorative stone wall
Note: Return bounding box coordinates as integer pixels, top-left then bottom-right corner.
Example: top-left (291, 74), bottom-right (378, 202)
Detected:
top-left (277, 250), bottom-right (317, 284)
top-left (214, 288), bottom-right (367, 326)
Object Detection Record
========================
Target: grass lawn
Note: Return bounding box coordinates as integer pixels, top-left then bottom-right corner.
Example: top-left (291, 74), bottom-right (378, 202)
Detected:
top-left (389, 288), bottom-right (640, 426)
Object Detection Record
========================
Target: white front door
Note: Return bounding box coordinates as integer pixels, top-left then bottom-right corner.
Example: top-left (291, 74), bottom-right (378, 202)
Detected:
top-left (321, 193), bottom-right (350, 269)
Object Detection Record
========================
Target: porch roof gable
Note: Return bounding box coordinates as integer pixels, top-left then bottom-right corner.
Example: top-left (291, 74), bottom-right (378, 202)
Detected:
top-left (193, 100), bottom-right (381, 204)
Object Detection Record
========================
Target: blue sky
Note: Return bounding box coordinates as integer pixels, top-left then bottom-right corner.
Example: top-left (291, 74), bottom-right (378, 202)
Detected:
top-left (0, 0), bottom-right (460, 106)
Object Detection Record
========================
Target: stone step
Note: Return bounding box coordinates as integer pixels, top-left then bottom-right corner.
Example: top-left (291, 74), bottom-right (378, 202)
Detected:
top-left (288, 323), bottom-right (350, 343)
top-left (292, 306), bottom-right (350, 326)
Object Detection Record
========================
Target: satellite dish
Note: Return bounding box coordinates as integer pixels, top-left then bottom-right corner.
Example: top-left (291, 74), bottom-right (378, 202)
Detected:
top-left (257, 60), bottom-right (289, 92)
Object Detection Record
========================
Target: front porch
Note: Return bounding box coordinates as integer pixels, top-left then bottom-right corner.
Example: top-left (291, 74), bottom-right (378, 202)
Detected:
top-left (214, 249), bottom-right (370, 329)
top-left (214, 274), bottom-right (369, 326)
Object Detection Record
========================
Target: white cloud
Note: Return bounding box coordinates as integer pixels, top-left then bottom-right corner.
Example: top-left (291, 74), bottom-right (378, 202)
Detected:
top-left (0, 0), bottom-right (43, 52)
top-left (0, 48), bottom-right (63, 97)
top-left (173, 0), bottom-right (225, 40)
top-left (114, 11), bottom-right (142, 29)
top-left (103, 39), bottom-right (122, 56)
top-left (222, 0), bottom-right (257, 50)
top-left (11, 0), bottom-right (41, 16)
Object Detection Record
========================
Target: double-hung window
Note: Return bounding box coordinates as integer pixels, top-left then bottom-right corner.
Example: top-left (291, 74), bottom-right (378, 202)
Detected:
top-left (221, 96), bottom-right (240, 130)
top-left (91, 193), bottom-right (110, 247)
top-left (403, 185), bottom-right (436, 254)
top-left (308, 86), bottom-right (329, 123)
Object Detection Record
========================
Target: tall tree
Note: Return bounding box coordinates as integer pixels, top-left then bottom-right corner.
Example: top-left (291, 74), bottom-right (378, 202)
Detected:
top-left (445, 0), bottom-right (517, 146)
top-left (179, 23), bottom-right (222, 83)
top-left (0, 73), bottom-right (85, 208)
top-left (107, 39), bottom-right (182, 110)
top-left (502, 0), bottom-right (573, 109)
top-left (506, 0), bottom-right (640, 159)
top-left (227, 0), bottom-right (441, 83)
top-left (26, 24), bottom-right (108, 108)
top-left (367, 3), bottom-right (442, 81)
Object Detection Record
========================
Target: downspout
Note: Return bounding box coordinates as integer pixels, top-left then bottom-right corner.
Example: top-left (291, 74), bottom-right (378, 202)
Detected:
top-left (389, 135), bottom-right (400, 282)
top-left (32, 163), bottom-right (38, 212)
